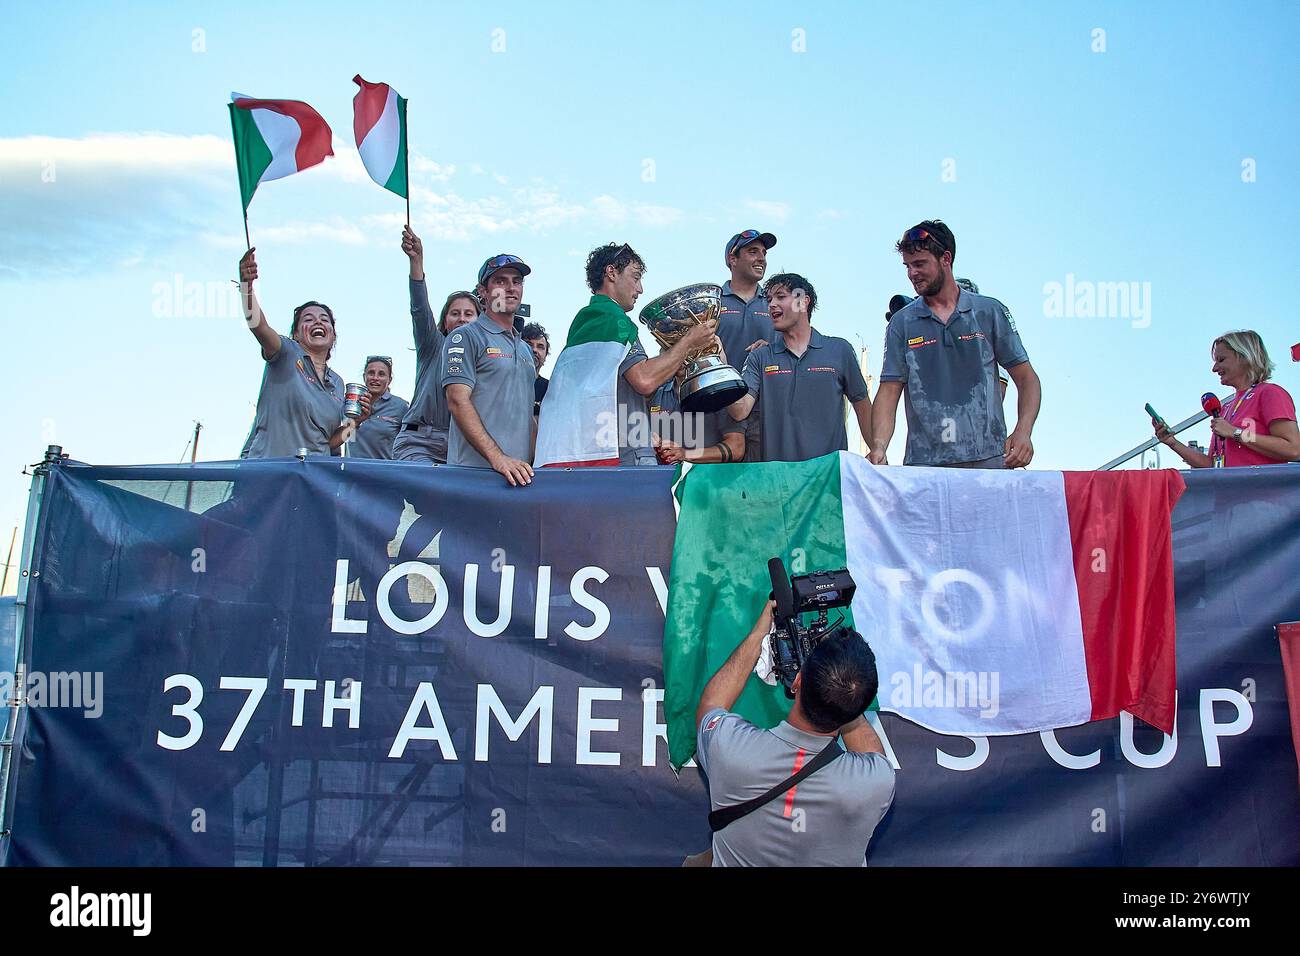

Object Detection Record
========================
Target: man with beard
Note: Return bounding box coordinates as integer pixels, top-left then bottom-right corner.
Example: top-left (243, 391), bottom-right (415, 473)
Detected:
top-left (725, 272), bottom-right (871, 462)
top-left (870, 221), bottom-right (1040, 469)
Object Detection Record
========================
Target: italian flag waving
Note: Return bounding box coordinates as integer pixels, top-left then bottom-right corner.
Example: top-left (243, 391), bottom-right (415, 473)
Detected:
top-left (352, 75), bottom-right (408, 198)
top-left (228, 93), bottom-right (334, 210)
top-left (535, 295), bottom-right (640, 467)
top-left (662, 454), bottom-right (1185, 770)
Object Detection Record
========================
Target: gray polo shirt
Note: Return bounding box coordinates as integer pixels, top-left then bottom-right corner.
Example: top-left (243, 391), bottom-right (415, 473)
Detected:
top-left (650, 380), bottom-right (746, 452)
top-left (440, 313), bottom-right (536, 467)
top-left (617, 339), bottom-right (658, 466)
top-left (719, 282), bottom-right (773, 371)
top-left (697, 708), bottom-right (895, 867)
top-left (880, 290), bottom-right (1029, 465)
top-left (242, 335), bottom-right (345, 458)
top-left (402, 278), bottom-right (450, 430)
top-left (740, 328), bottom-right (868, 462)
top-left (351, 390), bottom-right (410, 460)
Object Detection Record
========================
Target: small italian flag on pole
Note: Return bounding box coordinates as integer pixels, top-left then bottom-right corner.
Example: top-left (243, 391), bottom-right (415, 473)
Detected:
top-left (228, 93), bottom-right (335, 212)
top-left (352, 75), bottom-right (408, 201)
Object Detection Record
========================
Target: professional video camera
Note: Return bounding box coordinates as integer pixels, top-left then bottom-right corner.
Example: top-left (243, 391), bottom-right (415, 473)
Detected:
top-left (767, 557), bottom-right (856, 699)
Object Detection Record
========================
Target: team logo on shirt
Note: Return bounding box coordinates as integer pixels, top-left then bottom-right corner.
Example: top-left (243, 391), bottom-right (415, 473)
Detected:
top-left (704, 714), bottom-right (725, 732)
top-left (957, 332), bottom-right (986, 342)
top-left (448, 364), bottom-right (461, 373)
top-left (908, 335), bottom-right (925, 345)
top-left (807, 367), bottom-right (836, 373)
top-left (1002, 306), bottom-right (1017, 333)
top-left (485, 347), bottom-right (506, 358)
top-left (764, 365), bottom-right (791, 376)
top-left (909, 337), bottom-right (938, 349)
top-left (448, 346), bottom-right (465, 354)
top-left (451, 334), bottom-right (463, 343)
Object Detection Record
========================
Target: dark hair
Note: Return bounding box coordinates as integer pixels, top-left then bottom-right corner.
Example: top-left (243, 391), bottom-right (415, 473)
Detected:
top-left (521, 322), bottom-right (550, 348)
top-left (799, 628), bottom-right (879, 733)
top-left (585, 242), bottom-right (646, 293)
top-left (762, 272), bottom-right (818, 316)
top-left (290, 300), bottom-right (335, 338)
top-left (438, 291), bottom-right (480, 336)
top-left (895, 219), bottom-right (956, 264)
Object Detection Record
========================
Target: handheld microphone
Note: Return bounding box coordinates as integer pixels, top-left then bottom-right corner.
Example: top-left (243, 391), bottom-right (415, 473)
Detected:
top-left (1201, 393), bottom-right (1222, 418)
top-left (768, 557), bottom-right (795, 619)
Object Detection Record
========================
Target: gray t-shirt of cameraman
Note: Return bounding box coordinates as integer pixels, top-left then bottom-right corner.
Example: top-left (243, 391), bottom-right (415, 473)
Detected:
top-left (697, 707), bottom-right (895, 867)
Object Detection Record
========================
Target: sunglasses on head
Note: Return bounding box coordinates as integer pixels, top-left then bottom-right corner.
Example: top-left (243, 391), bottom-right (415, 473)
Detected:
top-left (729, 230), bottom-right (763, 253)
top-left (902, 227), bottom-right (949, 250)
top-left (365, 355), bottom-right (392, 366)
top-left (480, 255), bottom-right (526, 283)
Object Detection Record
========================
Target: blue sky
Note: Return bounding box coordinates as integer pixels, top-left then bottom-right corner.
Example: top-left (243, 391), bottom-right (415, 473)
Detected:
top-left (2, 1), bottom-right (1298, 590)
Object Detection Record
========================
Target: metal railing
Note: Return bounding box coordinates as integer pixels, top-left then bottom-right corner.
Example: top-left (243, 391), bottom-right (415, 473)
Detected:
top-left (1097, 410), bottom-right (1209, 471)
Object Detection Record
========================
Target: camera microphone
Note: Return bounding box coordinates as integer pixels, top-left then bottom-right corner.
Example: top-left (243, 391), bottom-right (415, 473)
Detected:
top-left (1201, 392), bottom-right (1222, 418)
top-left (768, 557), bottom-right (795, 619)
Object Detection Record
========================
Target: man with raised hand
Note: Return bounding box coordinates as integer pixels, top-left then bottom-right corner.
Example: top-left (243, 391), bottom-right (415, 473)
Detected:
top-left (441, 254), bottom-right (537, 485)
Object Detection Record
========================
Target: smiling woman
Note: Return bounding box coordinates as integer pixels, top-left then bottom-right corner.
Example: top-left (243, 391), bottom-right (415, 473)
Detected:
top-left (236, 247), bottom-right (368, 458)
top-left (1153, 330), bottom-right (1300, 468)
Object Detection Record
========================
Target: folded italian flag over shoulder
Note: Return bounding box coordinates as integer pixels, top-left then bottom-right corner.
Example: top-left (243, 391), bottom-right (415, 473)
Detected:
top-left (228, 93), bottom-right (334, 211)
top-left (663, 453), bottom-right (1185, 770)
top-left (535, 295), bottom-right (638, 467)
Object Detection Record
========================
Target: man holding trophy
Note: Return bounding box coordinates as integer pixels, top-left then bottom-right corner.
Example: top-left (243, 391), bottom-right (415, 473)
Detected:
top-left (535, 243), bottom-right (719, 467)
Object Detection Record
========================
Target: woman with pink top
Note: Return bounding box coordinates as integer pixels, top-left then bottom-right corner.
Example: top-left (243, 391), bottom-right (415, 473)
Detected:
top-left (1154, 330), bottom-right (1300, 467)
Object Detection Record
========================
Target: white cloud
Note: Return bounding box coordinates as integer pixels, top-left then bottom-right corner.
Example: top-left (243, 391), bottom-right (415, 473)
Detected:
top-left (0, 132), bottom-right (232, 170)
top-left (205, 218), bottom-right (369, 249)
top-left (743, 199), bottom-right (791, 223)
top-left (0, 132), bottom-right (704, 274)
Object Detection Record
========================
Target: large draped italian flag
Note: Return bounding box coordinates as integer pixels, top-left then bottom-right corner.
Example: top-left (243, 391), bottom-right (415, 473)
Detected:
top-left (663, 454), bottom-right (1184, 770)
top-left (352, 75), bottom-right (408, 198)
top-left (535, 295), bottom-right (638, 467)
top-left (228, 94), bottom-right (334, 211)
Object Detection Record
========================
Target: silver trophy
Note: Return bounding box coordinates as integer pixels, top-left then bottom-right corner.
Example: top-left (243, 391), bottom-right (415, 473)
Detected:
top-left (638, 283), bottom-right (748, 413)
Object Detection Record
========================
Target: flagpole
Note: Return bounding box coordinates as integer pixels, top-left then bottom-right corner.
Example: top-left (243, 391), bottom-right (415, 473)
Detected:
top-left (229, 102), bottom-right (253, 249)
top-left (403, 98), bottom-right (411, 227)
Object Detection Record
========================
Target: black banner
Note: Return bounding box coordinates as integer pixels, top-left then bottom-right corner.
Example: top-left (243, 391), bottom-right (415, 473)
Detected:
top-left (1, 460), bottom-right (1297, 865)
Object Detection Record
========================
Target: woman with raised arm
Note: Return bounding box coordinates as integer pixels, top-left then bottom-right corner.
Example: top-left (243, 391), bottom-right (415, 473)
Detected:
top-left (1154, 330), bottom-right (1299, 467)
top-left (393, 226), bottom-right (481, 463)
top-left (238, 247), bottom-right (365, 458)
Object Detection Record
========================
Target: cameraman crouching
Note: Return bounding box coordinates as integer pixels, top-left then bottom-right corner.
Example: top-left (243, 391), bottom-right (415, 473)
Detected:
top-left (694, 601), bottom-right (895, 866)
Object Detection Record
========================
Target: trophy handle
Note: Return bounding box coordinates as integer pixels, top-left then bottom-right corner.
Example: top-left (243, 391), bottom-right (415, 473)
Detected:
top-left (641, 294), bottom-right (722, 365)
top-left (682, 303), bottom-right (721, 364)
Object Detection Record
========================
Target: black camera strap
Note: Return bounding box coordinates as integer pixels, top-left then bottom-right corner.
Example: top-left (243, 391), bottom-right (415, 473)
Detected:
top-left (707, 736), bottom-right (843, 832)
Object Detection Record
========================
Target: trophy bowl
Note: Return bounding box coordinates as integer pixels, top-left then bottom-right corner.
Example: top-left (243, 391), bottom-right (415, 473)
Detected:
top-left (638, 283), bottom-right (749, 413)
